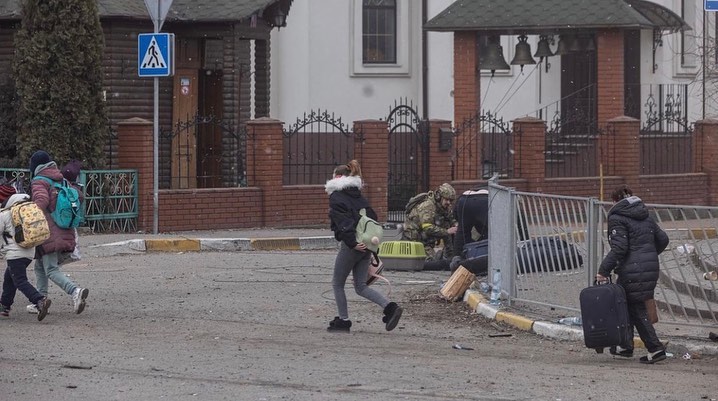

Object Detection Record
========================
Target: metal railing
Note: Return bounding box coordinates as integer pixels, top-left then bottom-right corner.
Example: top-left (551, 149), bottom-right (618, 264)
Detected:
top-left (489, 182), bottom-right (718, 329)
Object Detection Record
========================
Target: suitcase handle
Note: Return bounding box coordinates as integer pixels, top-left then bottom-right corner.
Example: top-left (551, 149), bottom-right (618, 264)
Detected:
top-left (593, 276), bottom-right (613, 285)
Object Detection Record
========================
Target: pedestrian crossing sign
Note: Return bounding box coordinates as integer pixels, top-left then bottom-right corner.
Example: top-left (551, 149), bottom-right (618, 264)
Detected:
top-left (138, 33), bottom-right (174, 77)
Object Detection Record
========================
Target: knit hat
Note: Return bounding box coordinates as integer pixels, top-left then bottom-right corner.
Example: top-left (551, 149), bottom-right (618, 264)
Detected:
top-left (0, 184), bottom-right (16, 207)
top-left (61, 159), bottom-right (82, 182)
top-left (29, 150), bottom-right (51, 177)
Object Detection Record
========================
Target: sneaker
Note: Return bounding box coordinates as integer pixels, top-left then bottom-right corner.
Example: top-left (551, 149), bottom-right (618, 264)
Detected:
top-left (27, 304), bottom-right (39, 314)
top-left (36, 297), bottom-right (51, 322)
top-left (383, 302), bottom-right (403, 332)
top-left (72, 287), bottom-right (89, 314)
top-left (0, 304), bottom-right (10, 317)
top-left (327, 316), bottom-right (352, 333)
top-left (640, 350), bottom-right (667, 364)
top-left (609, 345), bottom-right (634, 358)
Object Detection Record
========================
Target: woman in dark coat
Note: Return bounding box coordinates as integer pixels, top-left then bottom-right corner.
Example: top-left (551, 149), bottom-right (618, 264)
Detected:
top-left (324, 160), bottom-right (402, 333)
top-left (597, 185), bottom-right (670, 364)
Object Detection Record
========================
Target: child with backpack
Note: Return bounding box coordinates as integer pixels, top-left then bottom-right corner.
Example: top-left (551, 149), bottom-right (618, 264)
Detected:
top-left (0, 193), bottom-right (52, 321)
top-left (27, 150), bottom-right (89, 315)
top-left (325, 159), bottom-right (402, 333)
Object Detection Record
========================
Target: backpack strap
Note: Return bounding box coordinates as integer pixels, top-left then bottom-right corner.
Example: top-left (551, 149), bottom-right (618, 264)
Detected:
top-left (33, 176), bottom-right (57, 186)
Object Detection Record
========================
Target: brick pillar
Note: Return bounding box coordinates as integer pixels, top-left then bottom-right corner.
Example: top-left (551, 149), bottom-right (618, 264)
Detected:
top-left (246, 118), bottom-right (284, 227)
top-left (694, 119), bottom-right (718, 204)
top-left (353, 120), bottom-right (389, 222)
top-left (604, 116), bottom-right (640, 188)
top-left (597, 29), bottom-right (624, 129)
top-left (513, 117), bottom-right (546, 192)
top-left (427, 119), bottom-right (454, 190)
top-left (117, 118), bottom-right (154, 233)
top-left (453, 31), bottom-right (480, 124)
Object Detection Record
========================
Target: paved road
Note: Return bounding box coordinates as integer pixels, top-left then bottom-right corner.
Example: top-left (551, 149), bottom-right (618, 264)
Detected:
top-left (0, 249), bottom-right (716, 401)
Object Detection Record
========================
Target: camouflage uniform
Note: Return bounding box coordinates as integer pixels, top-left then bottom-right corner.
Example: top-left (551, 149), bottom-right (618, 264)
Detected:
top-left (402, 189), bottom-right (457, 261)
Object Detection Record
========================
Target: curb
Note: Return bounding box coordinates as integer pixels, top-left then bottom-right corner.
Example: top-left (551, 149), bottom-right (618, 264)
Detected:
top-left (463, 289), bottom-right (718, 356)
top-left (89, 236), bottom-right (338, 253)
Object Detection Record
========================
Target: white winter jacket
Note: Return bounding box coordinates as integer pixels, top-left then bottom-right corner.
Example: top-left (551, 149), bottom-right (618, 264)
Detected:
top-left (1, 194), bottom-right (36, 260)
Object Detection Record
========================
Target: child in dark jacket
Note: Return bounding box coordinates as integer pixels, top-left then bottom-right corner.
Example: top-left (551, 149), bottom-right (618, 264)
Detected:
top-left (0, 193), bottom-right (52, 321)
top-left (324, 160), bottom-right (402, 333)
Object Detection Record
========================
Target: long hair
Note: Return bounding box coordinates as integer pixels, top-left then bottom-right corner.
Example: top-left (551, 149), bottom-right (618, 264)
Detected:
top-left (333, 159), bottom-right (362, 177)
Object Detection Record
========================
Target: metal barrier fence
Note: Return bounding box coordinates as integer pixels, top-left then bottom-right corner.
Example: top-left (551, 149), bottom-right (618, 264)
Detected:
top-left (0, 168), bottom-right (138, 233)
top-left (489, 182), bottom-right (718, 329)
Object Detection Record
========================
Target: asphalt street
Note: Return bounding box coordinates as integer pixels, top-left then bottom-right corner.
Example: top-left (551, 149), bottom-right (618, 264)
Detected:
top-left (0, 247), bottom-right (716, 401)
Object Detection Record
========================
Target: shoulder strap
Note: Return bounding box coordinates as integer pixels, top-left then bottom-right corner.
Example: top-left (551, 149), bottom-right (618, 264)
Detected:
top-left (33, 176), bottom-right (56, 186)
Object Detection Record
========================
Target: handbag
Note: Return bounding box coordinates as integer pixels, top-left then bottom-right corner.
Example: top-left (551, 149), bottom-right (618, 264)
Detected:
top-left (355, 208), bottom-right (383, 253)
top-left (645, 298), bottom-right (658, 324)
top-left (367, 253), bottom-right (391, 295)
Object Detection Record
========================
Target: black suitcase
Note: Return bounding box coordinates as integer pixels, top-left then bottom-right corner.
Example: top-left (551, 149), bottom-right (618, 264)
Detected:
top-left (460, 240), bottom-right (488, 276)
top-left (579, 281), bottom-right (632, 353)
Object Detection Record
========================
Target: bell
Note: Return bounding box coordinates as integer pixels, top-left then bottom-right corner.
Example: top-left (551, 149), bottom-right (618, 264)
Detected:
top-left (568, 35), bottom-right (582, 52)
top-left (533, 35), bottom-right (554, 61)
top-left (479, 41), bottom-right (510, 76)
top-left (583, 35), bottom-right (596, 52)
top-left (555, 35), bottom-right (573, 55)
top-left (510, 35), bottom-right (536, 70)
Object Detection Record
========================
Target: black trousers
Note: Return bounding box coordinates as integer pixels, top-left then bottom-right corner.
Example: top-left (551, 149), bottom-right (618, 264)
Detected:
top-left (624, 300), bottom-right (663, 353)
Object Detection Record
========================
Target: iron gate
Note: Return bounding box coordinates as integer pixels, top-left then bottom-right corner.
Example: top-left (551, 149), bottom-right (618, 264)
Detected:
top-left (386, 98), bottom-right (426, 223)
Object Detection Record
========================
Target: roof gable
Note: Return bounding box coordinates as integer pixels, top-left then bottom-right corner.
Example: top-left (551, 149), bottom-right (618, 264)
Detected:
top-left (424, 0), bottom-right (687, 33)
top-left (1, 0), bottom-right (280, 22)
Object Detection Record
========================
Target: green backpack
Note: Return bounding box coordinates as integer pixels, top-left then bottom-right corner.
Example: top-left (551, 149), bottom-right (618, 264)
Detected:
top-left (355, 208), bottom-right (383, 253)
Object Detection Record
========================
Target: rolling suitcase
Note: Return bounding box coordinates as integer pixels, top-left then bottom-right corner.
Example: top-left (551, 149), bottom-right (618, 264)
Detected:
top-left (579, 280), bottom-right (632, 353)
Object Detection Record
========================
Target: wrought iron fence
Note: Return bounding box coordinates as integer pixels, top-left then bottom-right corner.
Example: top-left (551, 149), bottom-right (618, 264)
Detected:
top-left (452, 110), bottom-right (514, 181)
top-left (535, 85), bottom-right (599, 177)
top-left (283, 110), bottom-right (359, 185)
top-left (0, 168), bottom-right (138, 233)
top-left (626, 84), bottom-right (693, 175)
top-left (159, 114), bottom-right (247, 189)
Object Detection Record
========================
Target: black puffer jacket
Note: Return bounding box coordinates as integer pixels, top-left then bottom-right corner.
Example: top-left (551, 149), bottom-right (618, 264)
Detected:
top-left (325, 175), bottom-right (377, 249)
top-left (598, 196), bottom-right (670, 303)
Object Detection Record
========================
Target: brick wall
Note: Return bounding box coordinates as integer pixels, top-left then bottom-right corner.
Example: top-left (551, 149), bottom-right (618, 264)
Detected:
top-left (597, 30), bottom-right (624, 129)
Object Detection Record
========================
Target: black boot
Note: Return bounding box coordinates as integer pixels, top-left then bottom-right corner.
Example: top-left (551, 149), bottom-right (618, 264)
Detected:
top-left (327, 316), bottom-right (352, 333)
top-left (382, 302), bottom-right (403, 331)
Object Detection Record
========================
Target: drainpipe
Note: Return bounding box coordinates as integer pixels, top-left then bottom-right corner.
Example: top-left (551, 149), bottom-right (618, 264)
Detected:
top-left (422, 0), bottom-right (428, 121)
top-left (703, 8), bottom-right (706, 119)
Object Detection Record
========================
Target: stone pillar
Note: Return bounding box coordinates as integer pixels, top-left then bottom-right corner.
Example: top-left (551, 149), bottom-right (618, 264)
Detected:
top-left (117, 118), bottom-right (154, 233)
top-left (603, 116), bottom-right (640, 188)
top-left (427, 119), bottom-right (454, 190)
top-left (597, 29), bottom-right (625, 129)
top-left (694, 119), bottom-right (718, 204)
top-left (453, 31), bottom-right (480, 124)
top-left (246, 118), bottom-right (284, 227)
top-left (353, 120), bottom-right (389, 222)
top-left (513, 117), bottom-right (546, 192)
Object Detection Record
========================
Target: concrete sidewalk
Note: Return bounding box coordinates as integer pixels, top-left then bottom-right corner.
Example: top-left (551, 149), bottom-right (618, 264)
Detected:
top-left (80, 227), bottom-right (718, 357)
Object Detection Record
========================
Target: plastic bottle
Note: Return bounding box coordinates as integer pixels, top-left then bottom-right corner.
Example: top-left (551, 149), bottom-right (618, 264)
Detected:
top-left (558, 316), bottom-right (582, 326)
top-left (479, 282), bottom-right (491, 293)
top-left (489, 268), bottom-right (501, 305)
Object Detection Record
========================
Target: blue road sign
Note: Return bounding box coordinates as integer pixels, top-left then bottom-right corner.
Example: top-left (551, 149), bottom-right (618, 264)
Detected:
top-left (138, 33), bottom-right (174, 77)
top-left (707, 0), bottom-right (718, 10)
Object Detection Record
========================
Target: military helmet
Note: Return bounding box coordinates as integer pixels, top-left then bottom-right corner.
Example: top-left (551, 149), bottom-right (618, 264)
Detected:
top-left (436, 183), bottom-right (456, 201)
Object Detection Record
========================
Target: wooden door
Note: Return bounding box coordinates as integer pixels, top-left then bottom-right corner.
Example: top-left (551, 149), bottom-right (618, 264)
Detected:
top-left (172, 69), bottom-right (198, 189)
top-left (198, 70), bottom-right (223, 188)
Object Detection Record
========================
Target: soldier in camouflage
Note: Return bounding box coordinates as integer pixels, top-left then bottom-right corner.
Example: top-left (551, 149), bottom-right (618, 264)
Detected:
top-left (402, 183), bottom-right (458, 262)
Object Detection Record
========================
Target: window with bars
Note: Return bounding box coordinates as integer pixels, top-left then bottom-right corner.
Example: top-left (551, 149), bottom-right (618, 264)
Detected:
top-left (362, 0), bottom-right (397, 64)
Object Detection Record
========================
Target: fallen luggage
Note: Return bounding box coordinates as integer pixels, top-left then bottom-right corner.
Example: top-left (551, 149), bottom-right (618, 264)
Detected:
top-left (460, 239), bottom-right (489, 276)
top-left (579, 280), bottom-right (632, 353)
top-left (516, 237), bottom-right (583, 273)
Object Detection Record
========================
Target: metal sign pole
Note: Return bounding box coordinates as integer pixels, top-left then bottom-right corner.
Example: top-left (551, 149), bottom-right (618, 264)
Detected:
top-left (152, 0), bottom-right (160, 234)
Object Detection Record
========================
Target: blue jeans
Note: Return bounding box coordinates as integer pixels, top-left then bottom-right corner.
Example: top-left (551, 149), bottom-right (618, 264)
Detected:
top-left (34, 252), bottom-right (78, 296)
top-left (1, 258), bottom-right (45, 308)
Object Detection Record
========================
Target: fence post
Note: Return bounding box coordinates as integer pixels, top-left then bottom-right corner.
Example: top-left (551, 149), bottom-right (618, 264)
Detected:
top-left (246, 117), bottom-right (284, 227)
top-left (694, 119), bottom-right (718, 205)
top-left (512, 117), bottom-right (545, 192)
top-left (427, 119), bottom-right (454, 189)
top-left (453, 32), bottom-right (480, 124)
top-left (353, 120), bottom-right (389, 222)
top-left (117, 117), bottom-right (154, 233)
top-left (596, 29), bottom-right (624, 130)
top-left (604, 116), bottom-right (640, 191)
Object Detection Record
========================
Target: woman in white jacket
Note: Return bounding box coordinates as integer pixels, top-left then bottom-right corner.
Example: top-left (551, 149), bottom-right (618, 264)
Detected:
top-left (0, 193), bottom-right (51, 321)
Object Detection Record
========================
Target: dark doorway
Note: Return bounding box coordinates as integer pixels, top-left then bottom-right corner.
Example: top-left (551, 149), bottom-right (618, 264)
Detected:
top-left (560, 36), bottom-right (597, 135)
top-left (624, 30), bottom-right (641, 119)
